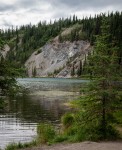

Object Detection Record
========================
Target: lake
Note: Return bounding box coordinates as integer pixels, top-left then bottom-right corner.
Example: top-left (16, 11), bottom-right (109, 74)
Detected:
top-left (0, 78), bottom-right (87, 149)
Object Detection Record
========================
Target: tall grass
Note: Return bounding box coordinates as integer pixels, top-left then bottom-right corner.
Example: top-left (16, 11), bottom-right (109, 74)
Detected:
top-left (37, 123), bottom-right (56, 144)
top-left (5, 110), bottom-right (122, 150)
top-left (5, 140), bottom-right (37, 150)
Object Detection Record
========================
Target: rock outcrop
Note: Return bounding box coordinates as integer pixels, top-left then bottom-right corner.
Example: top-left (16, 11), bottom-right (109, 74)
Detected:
top-left (25, 40), bottom-right (91, 78)
top-left (0, 44), bottom-right (10, 58)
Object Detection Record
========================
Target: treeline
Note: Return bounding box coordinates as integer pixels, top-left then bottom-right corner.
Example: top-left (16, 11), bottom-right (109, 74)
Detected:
top-left (0, 15), bottom-right (79, 67)
top-left (0, 11), bottom-right (122, 68)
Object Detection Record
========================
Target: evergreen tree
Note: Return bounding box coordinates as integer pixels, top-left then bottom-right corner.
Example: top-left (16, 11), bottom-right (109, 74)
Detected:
top-left (1, 11), bottom-right (122, 70)
top-left (0, 39), bottom-right (19, 96)
top-left (58, 34), bottom-right (63, 42)
top-left (71, 63), bottom-right (75, 76)
top-left (33, 67), bottom-right (37, 77)
top-left (77, 60), bottom-right (82, 76)
top-left (0, 56), bottom-right (18, 96)
top-left (77, 18), bottom-right (122, 139)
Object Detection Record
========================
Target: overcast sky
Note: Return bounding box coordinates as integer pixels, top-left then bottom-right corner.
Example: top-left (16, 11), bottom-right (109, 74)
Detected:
top-left (0, 0), bottom-right (122, 29)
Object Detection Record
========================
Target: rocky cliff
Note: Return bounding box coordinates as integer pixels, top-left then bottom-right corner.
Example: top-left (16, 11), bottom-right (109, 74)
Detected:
top-left (0, 44), bottom-right (10, 58)
top-left (25, 40), bottom-right (91, 78)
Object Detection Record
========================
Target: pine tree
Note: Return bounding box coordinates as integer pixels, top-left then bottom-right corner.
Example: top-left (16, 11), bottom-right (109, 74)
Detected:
top-left (71, 63), bottom-right (75, 76)
top-left (33, 67), bottom-right (36, 77)
top-left (0, 56), bottom-right (18, 96)
top-left (77, 60), bottom-right (82, 76)
top-left (59, 34), bottom-right (63, 42)
top-left (0, 38), bottom-right (19, 96)
top-left (77, 17), bottom-right (122, 139)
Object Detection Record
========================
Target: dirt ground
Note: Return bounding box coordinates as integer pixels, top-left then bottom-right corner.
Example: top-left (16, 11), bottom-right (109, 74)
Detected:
top-left (22, 141), bottom-right (122, 150)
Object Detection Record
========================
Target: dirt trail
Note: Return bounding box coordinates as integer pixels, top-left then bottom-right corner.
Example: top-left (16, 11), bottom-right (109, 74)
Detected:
top-left (22, 141), bottom-right (122, 150)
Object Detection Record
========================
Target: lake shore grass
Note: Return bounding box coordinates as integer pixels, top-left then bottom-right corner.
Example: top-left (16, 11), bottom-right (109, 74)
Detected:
top-left (5, 140), bottom-right (37, 150)
top-left (5, 113), bottom-right (122, 150)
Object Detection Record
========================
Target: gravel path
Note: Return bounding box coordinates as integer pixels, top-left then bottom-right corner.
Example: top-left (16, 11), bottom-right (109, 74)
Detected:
top-left (22, 141), bottom-right (122, 150)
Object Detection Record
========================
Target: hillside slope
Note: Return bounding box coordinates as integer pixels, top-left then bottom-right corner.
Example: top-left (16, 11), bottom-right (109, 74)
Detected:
top-left (0, 44), bottom-right (10, 58)
top-left (25, 40), bottom-right (91, 78)
top-left (1, 12), bottom-right (121, 78)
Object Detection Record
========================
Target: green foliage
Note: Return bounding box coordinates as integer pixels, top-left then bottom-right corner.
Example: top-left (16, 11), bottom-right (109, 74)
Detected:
top-left (36, 49), bottom-right (42, 55)
top-left (37, 123), bottom-right (56, 144)
top-left (58, 34), bottom-right (63, 42)
top-left (5, 140), bottom-right (37, 150)
top-left (0, 57), bottom-right (19, 96)
top-left (5, 17), bottom-right (79, 67)
top-left (32, 67), bottom-right (36, 77)
top-left (0, 11), bottom-right (122, 70)
top-left (47, 72), bottom-right (53, 77)
top-left (114, 110), bottom-right (122, 124)
top-left (1, 12), bottom-right (122, 146)
top-left (53, 135), bottom-right (68, 143)
top-left (77, 60), bottom-right (82, 76)
top-left (61, 113), bottom-right (75, 129)
top-left (59, 112), bottom-right (120, 142)
top-left (75, 17), bottom-right (122, 140)
top-left (5, 143), bottom-right (17, 150)
top-left (0, 98), bottom-right (5, 111)
top-left (71, 63), bottom-right (75, 76)
top-left (0, 39), bottom-right (21, 112)
top-left (56, 17), bottom-right (122, 142)
top-left (53, 66), bottom-right (65, 76)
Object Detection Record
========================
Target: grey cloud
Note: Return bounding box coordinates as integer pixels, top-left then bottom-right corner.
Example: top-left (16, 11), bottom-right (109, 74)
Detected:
top-left (1, 19), bottom-right (13, 27)
top-left (0, 0), bottom-right (122, 29)
top-left (53, 11), bottom-right (69, 19)
top-left (52, 6), bottom-right (72, 19)
top-left (35, 0), bottom-right (122, 19)
top-left (0, 4), bottom-right (17, 12)
top-left (16, 0), bottom-right (39, 9)
top-left (0, 0), bottom-right (39, 13)
top-left (27, 7), bottom-right (49, 14)
top-left (49, 0), bottom-right (122, 19)
top-left (54, 0), bottom-right (122, 9)
top-left (1, 0), bottom-right (122, 13)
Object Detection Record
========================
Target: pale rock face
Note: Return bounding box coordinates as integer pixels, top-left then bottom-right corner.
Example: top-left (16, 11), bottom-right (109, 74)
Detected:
top-left (25, 40), bottom-right (91, 78)
top-left (0, 44), bottom-right (10, 58)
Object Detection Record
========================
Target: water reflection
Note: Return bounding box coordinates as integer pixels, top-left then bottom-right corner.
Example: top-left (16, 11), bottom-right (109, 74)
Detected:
top-left (0, 113), bottom-right (36, 149)
top-left (0, 78), bottom-right (87, 149)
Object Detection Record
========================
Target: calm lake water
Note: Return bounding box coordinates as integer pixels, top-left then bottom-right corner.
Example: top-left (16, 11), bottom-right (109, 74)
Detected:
top-left (0, 78), bottom-right (87, 149)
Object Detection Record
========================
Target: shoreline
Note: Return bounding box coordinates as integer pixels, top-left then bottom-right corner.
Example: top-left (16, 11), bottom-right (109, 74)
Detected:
top-left (19, 141), bottom-right (122, 150)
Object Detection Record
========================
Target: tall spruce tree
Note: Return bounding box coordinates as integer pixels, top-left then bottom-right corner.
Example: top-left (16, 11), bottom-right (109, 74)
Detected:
top-left (77, 17), bottom-right (122, 139)
top-left (71, 63), bottom-right (75, 76)
top-left (0, 56), bottom-right (18, 96)
top-left (77, 60), bottom-right (82, 76)
top-left (0, 38), bottom-right (19, 96)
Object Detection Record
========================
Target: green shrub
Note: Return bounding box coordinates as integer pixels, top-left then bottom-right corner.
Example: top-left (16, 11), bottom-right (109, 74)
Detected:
top-left (36, 49), bottom-right (42, 55)
top-left (5, 140), bottom-right (37, 150)
top-left (37, 123), bottom-right (56, 143)
top-left (53, 135), bottom-right (68, 143)
top-left (97, 125), bottom-right (120, 140)
top-left (61, 113), bottom-right (75, 129)
top-left (5, 143), bottom-right (17, 150)
top-left (0, 98), bottom-right (4, 110)
top-left (17, 142), bottom-right (24, 148)
top-left (69, 124), bottom-right (120, 142)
